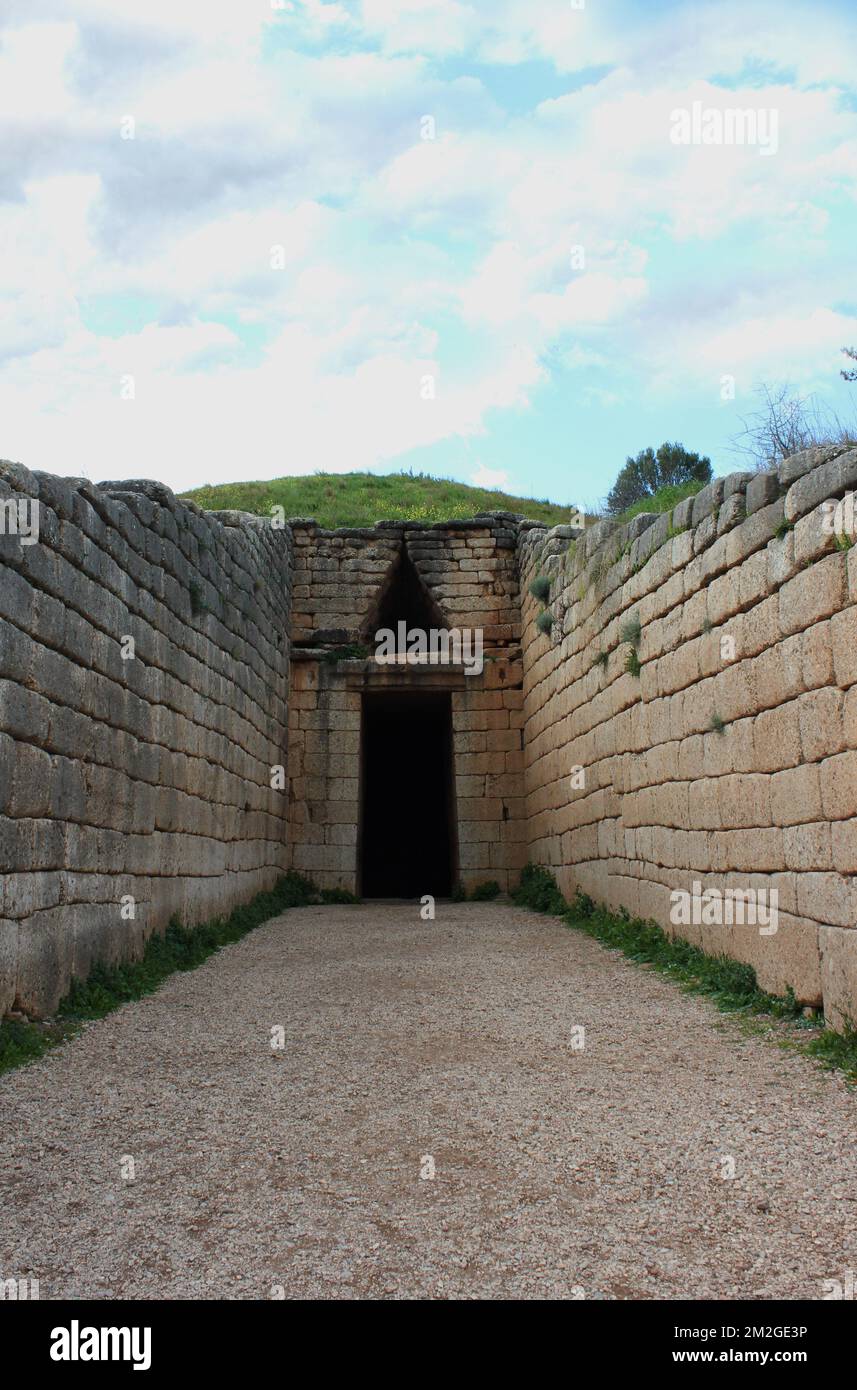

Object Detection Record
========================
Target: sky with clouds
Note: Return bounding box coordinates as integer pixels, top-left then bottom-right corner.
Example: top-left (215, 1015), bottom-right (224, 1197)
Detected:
top-left (1, 0), bottom-right (856, 509)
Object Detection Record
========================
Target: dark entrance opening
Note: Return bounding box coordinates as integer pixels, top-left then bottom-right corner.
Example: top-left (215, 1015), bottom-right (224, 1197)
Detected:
top-left (359, 692), bottom-right (456, 898)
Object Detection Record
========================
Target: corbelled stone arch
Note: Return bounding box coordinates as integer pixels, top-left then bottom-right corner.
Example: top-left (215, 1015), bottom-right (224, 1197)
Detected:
top-left (359, 540), bottom-right (447, 642)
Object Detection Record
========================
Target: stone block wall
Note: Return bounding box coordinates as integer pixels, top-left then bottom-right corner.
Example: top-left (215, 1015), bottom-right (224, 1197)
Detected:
top-left (289, 516), bottom-right (521, 646)
top-left (518, 445), bottom-right (857, 1030)
top-left (451, 661), bottom-right (528, 889)
top-left (287, 656), bottom-right (361, 886)
top-left (0, 461), bottom-right (292, 1016)
top-left (287, 517), bottom-right (526, 892)
top-left (6, 443), bottom-right (857, 1031)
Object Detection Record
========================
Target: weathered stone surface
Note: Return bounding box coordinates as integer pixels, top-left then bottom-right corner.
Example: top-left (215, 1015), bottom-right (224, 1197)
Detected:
top-left (819, 925), bottom-right (857, 1031)
top-left (515, 448), bottom-right (857, 1032)
top-left (3, 446), bottom-right (857, 1032)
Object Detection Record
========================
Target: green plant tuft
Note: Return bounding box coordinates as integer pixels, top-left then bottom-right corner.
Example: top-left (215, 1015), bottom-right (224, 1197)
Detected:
top-left (805, 1025), bottom-right (857, 1079)
top-left (469, 880), bottom-right (502, 901)
top-left (529, 575), bottom-right (551, 602)
top-left (624, 647), bottom-right (642, 678)
top-left (513, 864), bottom-right (567, 915)
top-left (536, 609), bottom-right (554, 635)
top-left (710, 713), bottom-right (727, 735)
top-left (620, 613), bottom-right (642, 647)
top-left (319, 887), bottom-right (361, 904)
top-left (322, 644), bottom-right (370, 664)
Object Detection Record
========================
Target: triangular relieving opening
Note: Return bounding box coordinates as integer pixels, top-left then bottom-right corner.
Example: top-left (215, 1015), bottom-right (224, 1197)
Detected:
top-left (362, 544), bottom-right (446, 639)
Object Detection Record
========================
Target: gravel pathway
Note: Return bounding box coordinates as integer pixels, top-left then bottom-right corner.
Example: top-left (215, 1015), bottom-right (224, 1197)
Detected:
top-left (1, 901), bottom-right (855, 1300)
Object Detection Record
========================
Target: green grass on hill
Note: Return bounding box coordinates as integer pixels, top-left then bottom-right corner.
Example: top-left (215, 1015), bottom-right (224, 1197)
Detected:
top-left (614, 479), bottom-right (705, 524)
top-left (181, 470), bottom-right (574, 529)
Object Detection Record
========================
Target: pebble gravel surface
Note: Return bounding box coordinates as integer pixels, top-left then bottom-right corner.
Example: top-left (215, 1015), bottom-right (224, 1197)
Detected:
top-left (1, 902), bottom-right (855, 1300)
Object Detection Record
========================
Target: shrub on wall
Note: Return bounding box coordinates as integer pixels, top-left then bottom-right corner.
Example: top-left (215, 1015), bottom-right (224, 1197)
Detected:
top-left (529, 575), bottom-right (551, 602)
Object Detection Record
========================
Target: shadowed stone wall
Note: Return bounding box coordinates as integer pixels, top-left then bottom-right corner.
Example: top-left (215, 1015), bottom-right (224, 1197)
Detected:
top-left (0, 461), bottom-right (292, 1016)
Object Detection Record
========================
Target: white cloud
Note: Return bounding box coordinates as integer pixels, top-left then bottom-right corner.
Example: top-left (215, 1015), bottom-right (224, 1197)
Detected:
top-left (662, 307), bottom-right (857, 396)
top-left (1, 0), bottom-right (855, 492)
top-left (471, 464), bottom-right (511, 489)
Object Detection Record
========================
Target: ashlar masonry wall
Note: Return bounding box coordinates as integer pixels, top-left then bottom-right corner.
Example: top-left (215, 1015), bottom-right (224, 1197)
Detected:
top-left (519, 445), bottom-right (857, 1031)
top-left (0, 461), bottom-right (292, 1016)
top-left (287, 516), bottom-right (527, 892)
top-left (6, 444), bottom-right (857, 1033)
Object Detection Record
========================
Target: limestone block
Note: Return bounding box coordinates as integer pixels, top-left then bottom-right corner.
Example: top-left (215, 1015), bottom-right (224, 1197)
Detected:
top-left (795, 871), bottom-right (854, 927)
top-left (779, 448), bottom-right (826, 487)
top-left (798, 687), bottom-right (846, 764)
top-left (692, 513), bottom-right (717, 555)
top-left (830, 819), bottom-right (857, 874)
top-left (850, 546), bottom-right (857, 603)
top-left (736, 550), bottom-right (768, 610)
top-left (829, 605), bottom-right (857, 689)
top-left (15, 907), bottom-right (73, 1016)
top-left (691, 478), bottom-right (726, 527)
top-left (793, 506), bottom-right (839, 569)
top-left (0, 680), bottom-right (51, 744)
top-left (712, 661), bottom-right (755, 723)
top-left (747, 645), bottom-right (790, 713)
top-left (738, 593), bottom-right (780, 659)
top-left (784, 448), bottom-right (857, 524)
top-left (458, 797), bottom-right (503, 822)
top-left (770, 764), bottom-right (823, 826)
top-left (717, 773), bottom-right (771, 829)
top-left (819, 750), bottom-right (857, 820)
top-left (717, 493), bottom-right (745, 536)
top-left (845, 685), bottom-right (857, 749)
top-left (753, 703), bottom-right (803, 772)
top-left (819, 925), bottom-right (857, 1031)
top-left (800, 621), bottom-right (834, 689)
top-left (779, 554), bottom-right (846, 635)
top-left (737, 912), bottom-right (821, 1006)
top-left (327, 823), bottom-right (358, 846)
top-left (784, 822), bottom-right (832, 871)
top-left (767, 531), bottom-right (798, 590)
top-left (458, 842), bottom-right (492, 871)
top-left (323, 778), bottom-right (358, 800)
top-left (689, 777), bottom-right (721, 830)
top-left (7, 742), bottom-right (53, 819)
top-left (745, 470), bottom-right (780, 515)
top-left (722, 827), bottom-right (785, 873)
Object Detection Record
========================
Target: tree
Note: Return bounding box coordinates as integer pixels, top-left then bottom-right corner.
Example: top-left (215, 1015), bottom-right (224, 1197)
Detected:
top-left (730, 382), bottom-right (856, 472)
top-left (606, 442), bottom-right (712, 516)
top-left (842, 347), bottom-right (857, 383)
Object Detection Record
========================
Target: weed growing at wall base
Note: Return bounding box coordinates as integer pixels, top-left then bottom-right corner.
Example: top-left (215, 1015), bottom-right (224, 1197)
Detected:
top-left (512, 865), bottom-right (857, 1081)
top-left (0, 872), bottom-right (321, 1074)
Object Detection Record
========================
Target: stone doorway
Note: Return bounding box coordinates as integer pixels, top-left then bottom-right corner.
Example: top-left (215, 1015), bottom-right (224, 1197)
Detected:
top-left (359, 691), bottom-right (457, 898)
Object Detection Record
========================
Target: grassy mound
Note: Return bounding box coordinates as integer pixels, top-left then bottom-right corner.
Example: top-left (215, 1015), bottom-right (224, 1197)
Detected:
top-left (181, 470), bottom-right (574, 529)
